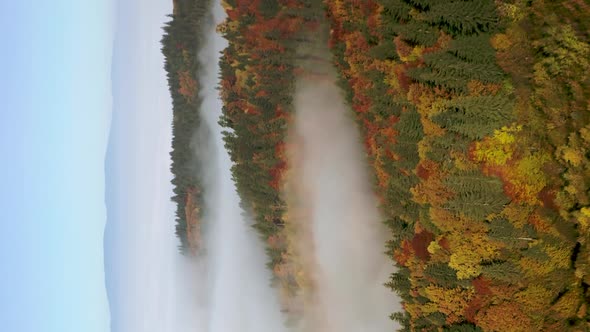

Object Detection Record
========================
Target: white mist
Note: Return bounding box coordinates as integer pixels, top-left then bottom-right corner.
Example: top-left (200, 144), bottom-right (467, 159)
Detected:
top-left (293, 73), bottom-right (401, 332)
top-left (194, 1), bottom-right (288, 332)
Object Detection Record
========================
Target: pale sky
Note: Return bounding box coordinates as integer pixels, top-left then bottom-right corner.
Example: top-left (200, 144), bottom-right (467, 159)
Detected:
top-left (105, 0), bottom-right (182, 331)
top-left (0, 1), bottom-right (114, 331)
top-left (0, 0), bottom-right (179, 331)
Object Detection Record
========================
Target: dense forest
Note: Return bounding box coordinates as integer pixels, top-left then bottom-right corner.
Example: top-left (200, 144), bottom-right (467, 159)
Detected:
top-left (163, 0), bottom-right (590, 330)
top-left (161, 0), bottom-right (212, 255)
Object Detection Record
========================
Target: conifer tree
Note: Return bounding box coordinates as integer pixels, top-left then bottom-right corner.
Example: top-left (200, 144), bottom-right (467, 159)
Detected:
top-left (444, 170), bottom-right (510, 220)
top-left (432, 95), bottom-right (513, 140)
top-left (423, 0), bottom-right (499, 35)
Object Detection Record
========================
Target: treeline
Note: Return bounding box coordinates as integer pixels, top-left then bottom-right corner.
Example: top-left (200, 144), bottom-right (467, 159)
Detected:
top-left (161, 0), bottom-right (212, 255)
top-left (164, 0), bottom-right (590, 330)
top-left (326, 0), bottom-right (589, 330)
top-left (218, 0), bottom-right (326, 315)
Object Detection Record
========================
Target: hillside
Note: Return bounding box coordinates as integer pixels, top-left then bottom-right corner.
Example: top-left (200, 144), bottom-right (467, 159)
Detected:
top-left (163, 0), bottom-right (590, 330)
top-left (161, 0), bottom-right (212, 255)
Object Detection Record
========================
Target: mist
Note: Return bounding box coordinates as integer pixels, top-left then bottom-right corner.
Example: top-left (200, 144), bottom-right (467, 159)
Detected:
top-left (190, 1), bottom-right (288, 331)
top-left (291, 70), bottom-right (401, 331)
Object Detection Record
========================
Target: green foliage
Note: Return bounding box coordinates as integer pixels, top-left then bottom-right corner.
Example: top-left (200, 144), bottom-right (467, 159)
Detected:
top-left (447, 34), bottom-right (496, 63)
top-left (161, 0), bottom-right (212, 254)
top-left (424, 263), bottom-right (470, 288)
top-left (423, 0), bottom-right (499, 35)
top-left (393, 106), bottom-right (423, 169)
top-left (422, 51), bottom-right (505, 84)
top-left (443, 323), bottom-right (483, 332)
top-left (392, 21), bottom-right (440, 47)
top-left (432, 94), bottom-right (514, 140)
top-left (481, 261), bottom-right (521, 283)
top-left (390, 311), bottom-right (411, 331)
top-left (427, 134), bottom-right (470, 162)
top-left (385, 267), bottom-right (412, 300)
top-left (369, 40), bottom-right (399, 61)
top-left (444, 170), bottom-right (510, 220)
top-left (379, 0), bottom-right (412, 21)
top-left (259, 0), bottom-right (280, 18)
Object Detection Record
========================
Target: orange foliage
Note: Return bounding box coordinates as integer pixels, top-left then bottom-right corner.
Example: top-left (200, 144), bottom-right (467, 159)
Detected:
top-left (475, 302), bottom-right (533, 332)
top-left (178, 70), bottom-right (197, 102)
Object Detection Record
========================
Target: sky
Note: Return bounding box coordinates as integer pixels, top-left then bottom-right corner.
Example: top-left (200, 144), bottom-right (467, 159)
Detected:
top-left (0, 1), bottom-right (114, 332)
top-left (104, 0), bottom-right (181, 332)
top-left (0, 0), bottom-right (176, 331)
top-left (0, 1), bottom-right (404, 332)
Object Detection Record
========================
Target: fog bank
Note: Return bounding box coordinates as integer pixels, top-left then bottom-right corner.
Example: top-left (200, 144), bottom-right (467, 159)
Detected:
top-left (192, 1), bottom-right (288, 331)
top-left (292, 71), bottom-right (400, 331)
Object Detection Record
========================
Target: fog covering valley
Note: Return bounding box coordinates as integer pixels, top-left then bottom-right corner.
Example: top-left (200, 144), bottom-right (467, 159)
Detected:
top-left (172, 0), bottom-right (401, 330)
top-left (188, 1), bottom-right (287, 331)
top-left (289, 71), bottom-right (399, 331)
top-left (160, 0), bottom-right (590, 331)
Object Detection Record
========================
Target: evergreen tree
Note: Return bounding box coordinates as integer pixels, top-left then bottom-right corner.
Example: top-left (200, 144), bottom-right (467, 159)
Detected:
top-left (379, 0), bottom-right (412, 21)
top-left (447, 34), bottom-right (496, 64)
top-left (390, 21), bottom-right (440, 47)
top-left (422, 51), bottom-right (505, 84)
top-left (431, 94), bottom-right (514, 140)
top-left (423, 0), bottom-right (499, 35)
top-left (424, 263), bottom-right (469, 288)
top-left (444, 170), bottom-right (510, 220)
top-left (369, 40), bottom-right (399, 61)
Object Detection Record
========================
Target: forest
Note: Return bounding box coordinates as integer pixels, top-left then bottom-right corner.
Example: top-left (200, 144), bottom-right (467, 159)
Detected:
top-left (161, 0), bottom-right (212, 255)
top-left (163, 0), bottom-right (590, 330)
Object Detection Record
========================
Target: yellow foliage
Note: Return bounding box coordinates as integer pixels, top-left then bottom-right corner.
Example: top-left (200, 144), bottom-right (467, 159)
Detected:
top-left (474, 124), bottom-right (521, 166)
top-left (501, 202), bottom-right (533, 229)
top-left (398, 45), bottom-right (424, 63)
top-left (515, 285), bottom-right (554, 312)
top-left (417, 140), bottom-right (429, 160)
top-left (496, 3), bottom-right (526, 21)
top-left (427, 240), bottom-right (441, 255)
top-left (545, 245), bottom-right (573, 269)
top-left (505, 152), bottom-right (550, 204)
top-left (578, 207), bottom-right (590, 232)
top-left (449, 250), bottom-right (482, 279)
top-left (467, 80), bottom-right (501, 96)
top-left (491, 33), bottom-right (513, 50)
top-left (380, 60), bottom-right (400, 91)
top-left (520, 244), bottom-right (571, 277)
top-left (449, 231), bottom-right (502, 280)
top-left (560, 147), bottom-right (584, 167)
top-left (475, 302), bottom-right (533, 332)
top-left (552, 288), bottom-right (582, 318)
top-left (424, 285), bottom-right (474, 321)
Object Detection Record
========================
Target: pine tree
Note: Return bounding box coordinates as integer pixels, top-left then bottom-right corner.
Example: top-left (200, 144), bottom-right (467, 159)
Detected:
top-left (369, 40), bottom-right (399, 61)
top-left (423, 0), bottom-right (499, 35)
top-left (431, 94), bottom-right (514, 140)
top-left (422, 51), bottom-right (505, 83)
top-left (378, 0), bottom-right (412, 21)
top-left (390, 21), bottom-right (440, 46)
top-left (447, 34), bottom-right (496, 64)
top-left (444, 170), bottom-right (510, 220)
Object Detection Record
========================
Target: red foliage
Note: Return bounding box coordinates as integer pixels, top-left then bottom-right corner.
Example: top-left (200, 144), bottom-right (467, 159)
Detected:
top-left (465, 295), bottom-right (487, 323)
top-left (439, 236), bottom-right (450, 250)
top-left (269, 160), bottom-right (287, 190)
top-left (411, 230), bottom-right (434, 261)
top-left (416, 163), bottom-right (431, 180)
top-left (538, 187), bottom-right (557, 210)
top-left (472, 276), bottom-right (493, 295)
top-left (396, 239), bottom-right (414, 266)
top-left (396, 64), bottom-right (413, 93)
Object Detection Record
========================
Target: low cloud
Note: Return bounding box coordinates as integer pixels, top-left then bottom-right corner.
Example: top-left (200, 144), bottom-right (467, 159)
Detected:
top-left (290, 69), bottom-right (401, 332)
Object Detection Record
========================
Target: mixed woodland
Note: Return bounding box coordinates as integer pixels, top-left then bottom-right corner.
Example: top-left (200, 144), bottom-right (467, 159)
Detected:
top-left (163, 0), bottom-right (590, 330)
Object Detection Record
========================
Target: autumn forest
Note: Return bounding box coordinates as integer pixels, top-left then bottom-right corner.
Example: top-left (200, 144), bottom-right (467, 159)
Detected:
top-left (162, 0), bottom-right (590, 330)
